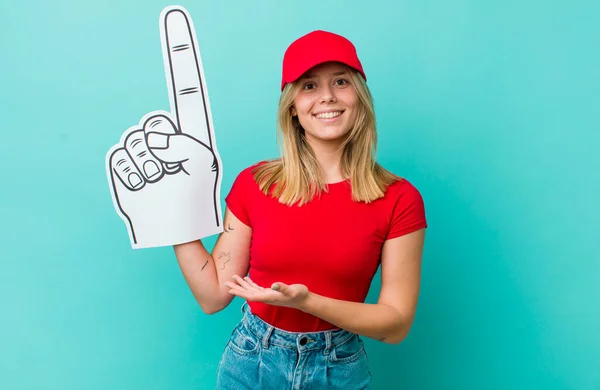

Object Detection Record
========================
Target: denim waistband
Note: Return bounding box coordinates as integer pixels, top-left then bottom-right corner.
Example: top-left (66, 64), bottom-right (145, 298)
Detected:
top-left (239, 302), bottom-right (355, 354)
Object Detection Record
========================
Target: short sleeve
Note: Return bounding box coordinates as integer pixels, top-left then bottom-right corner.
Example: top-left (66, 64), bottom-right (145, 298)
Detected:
top-left (386, 180), bottom-right (427, 240)
top-left (224, 167), bottom-right (253, 227)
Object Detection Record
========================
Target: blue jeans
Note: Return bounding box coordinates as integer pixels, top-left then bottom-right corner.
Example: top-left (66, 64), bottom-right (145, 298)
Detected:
top-left (216, 303), bottom-right (372, 389)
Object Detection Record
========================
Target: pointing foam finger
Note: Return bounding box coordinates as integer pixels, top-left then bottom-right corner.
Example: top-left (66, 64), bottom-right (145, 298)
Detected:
top-left (161, 8), bottom-right (213, 148)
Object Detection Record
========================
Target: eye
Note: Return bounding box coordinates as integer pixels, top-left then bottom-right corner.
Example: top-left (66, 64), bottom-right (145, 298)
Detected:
top-left (302, 82), bottom-right (316, 90)
top-left (335, 78), bottom-right (349, 86)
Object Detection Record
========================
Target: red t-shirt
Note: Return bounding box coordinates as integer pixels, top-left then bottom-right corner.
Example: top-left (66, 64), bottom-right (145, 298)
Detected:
top-left (225, 163), bottom-right (427, 332)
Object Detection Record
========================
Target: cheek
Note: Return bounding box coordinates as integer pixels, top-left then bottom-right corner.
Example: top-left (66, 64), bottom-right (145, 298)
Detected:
top-left (343, 97), bottom-right (360, 120)
top-left (342, 91), bottom-right (359, 109)
top-left (297, 113), bottom-right (312, 130)
top-left (346, 107), bottom-right (359, 122)
top-left (293, 98), bottom-right (312, 116)
top-left (293, 99), bottom-right (314, 124)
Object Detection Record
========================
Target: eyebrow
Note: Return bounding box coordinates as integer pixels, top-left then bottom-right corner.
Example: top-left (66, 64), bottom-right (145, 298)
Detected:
top-left (300, 70), bottom-right (347, 79)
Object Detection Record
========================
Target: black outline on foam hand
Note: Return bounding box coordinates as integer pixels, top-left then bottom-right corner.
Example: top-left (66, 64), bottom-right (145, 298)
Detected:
top-left (106, 6), bottom-right (222, 247)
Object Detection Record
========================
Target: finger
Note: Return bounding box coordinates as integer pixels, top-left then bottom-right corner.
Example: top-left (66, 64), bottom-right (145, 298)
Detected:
top-left (232, 275), bottom-right (256, 291)
top-left (226, 284), bottom-right (256, 300)
top-left (109, 148), bottom-right (145, 190)
top-left (226, 285), bottom-right (245, 297)
top-left (271, 282), bottom-right (289, 293)
top-left (124, 130), bottom-right (164, 182)
top-left (147, 132), bottom-right (214, 168)
top-left (244, 277), bottom-right (265, 291)
top-left (143, 114), bottom-right (180, 174)
top-left (161, 8), bottom-right (214, 148)
top-left (224, 280), bottom-right (248, 291)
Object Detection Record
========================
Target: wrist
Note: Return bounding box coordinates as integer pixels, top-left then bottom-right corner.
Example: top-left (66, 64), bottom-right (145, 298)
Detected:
top-left (298, 291), bottom-right (319, 313)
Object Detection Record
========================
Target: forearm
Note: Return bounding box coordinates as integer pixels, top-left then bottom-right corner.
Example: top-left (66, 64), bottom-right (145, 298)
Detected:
top-left (300, 293), bottom-right (412, 344)
top-left (173, 240), bottom-right (229, 314)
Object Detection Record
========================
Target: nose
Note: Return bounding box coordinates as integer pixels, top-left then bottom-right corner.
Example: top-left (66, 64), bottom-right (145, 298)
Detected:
top-left (319, 84), bottom-right (337, 103)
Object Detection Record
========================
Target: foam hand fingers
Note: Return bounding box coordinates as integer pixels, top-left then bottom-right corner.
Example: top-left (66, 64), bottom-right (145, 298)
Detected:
top-left (109, 148), bottom-right (145, 190)
top-left (146, 132), bottom-right (214, 173)
top-left (162, 8), bottom-right (214, 149)
top-left (125, 130), bottom-right (164, 182)
top-left (143, 114), bottom-right (180, 173)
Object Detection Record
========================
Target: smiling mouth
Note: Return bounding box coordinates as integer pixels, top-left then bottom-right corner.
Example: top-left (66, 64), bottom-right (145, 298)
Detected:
top-left (314, 111), bottom-right (343, 119)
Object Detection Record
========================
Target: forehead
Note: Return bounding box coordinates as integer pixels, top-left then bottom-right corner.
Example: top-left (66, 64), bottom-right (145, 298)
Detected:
top-left (300, 62), bottom-right (347, 78)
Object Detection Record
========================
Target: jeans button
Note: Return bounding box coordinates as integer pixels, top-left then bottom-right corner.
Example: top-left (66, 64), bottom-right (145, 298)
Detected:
top-left (299, 337), bottom-right (308, 346)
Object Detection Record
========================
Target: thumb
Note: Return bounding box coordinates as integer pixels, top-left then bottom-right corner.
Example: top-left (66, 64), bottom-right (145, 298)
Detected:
top-left (147, 133), bottom-right (213, 165)
top-left (271, 282), bottom-right (289, 294)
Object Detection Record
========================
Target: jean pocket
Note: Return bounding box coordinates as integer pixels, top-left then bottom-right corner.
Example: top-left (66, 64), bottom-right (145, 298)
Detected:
top-left (329, 335), bottom-right (366, 364)
top-left (227, 324), bottom-right (260, 356)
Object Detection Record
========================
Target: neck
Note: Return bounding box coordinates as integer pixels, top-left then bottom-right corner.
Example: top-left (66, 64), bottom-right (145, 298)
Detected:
top-left (307, 139), bottom-right (345, 184)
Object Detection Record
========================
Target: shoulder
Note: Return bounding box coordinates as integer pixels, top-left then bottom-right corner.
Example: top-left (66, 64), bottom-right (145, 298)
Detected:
top-left (379, 176), bottom-right (426, 219)
top-left (381, 175), bottom-right (427, 237)
top-left (384, 177), bottom-right (424, 203)
top-left (234, 160), bottom-right (272, 182)
top-left (238, 160), bottom-right (273, 179)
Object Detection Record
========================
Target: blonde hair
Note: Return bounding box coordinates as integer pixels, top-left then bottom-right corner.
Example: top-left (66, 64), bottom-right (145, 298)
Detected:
top-left (253, 66), bottom-right (399, 206)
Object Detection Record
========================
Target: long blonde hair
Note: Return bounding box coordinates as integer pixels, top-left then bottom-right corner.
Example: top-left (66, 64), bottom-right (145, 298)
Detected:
top-left (253, 65), bottom-right (398, 206)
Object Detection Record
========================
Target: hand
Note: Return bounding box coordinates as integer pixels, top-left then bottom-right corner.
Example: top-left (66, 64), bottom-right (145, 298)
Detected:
top-left (225, 275), bottom-right (310, 310)
top-left (106, 7), bottom-right (223, 248)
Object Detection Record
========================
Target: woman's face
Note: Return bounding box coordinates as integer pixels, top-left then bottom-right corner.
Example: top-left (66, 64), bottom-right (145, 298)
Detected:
top-left (291, 62), bottom-right (359, 148)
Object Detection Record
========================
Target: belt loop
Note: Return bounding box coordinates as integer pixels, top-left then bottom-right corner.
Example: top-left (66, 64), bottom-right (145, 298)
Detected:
top-left (323, 331), bottom-right (333, 355)
top-left (241, 301), bottom-right (248, 314)
top-left (262, 325), bottom-right (274, 348)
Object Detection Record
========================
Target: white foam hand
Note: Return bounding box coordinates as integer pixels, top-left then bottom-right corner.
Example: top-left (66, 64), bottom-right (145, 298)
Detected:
top-left (106, 7), bottom-right (223, 249)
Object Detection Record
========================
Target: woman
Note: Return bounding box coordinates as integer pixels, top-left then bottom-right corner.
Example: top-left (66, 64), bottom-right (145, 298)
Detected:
top-left (174, 30), bottom-right (427, 389)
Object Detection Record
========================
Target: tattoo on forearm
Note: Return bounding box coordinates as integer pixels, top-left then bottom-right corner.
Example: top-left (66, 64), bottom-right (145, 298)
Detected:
top-left (218, 252), bottom-right (231, 270)
top-left (379, 337), bottom-right (386, 342)
top-left (201, 260), bottom-right (208, 271)
top-left (224, 223), bottom-right (234, 233)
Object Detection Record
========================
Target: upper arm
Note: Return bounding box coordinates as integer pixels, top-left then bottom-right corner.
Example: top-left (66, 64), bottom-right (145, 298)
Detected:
top-left (212, 207), bottom-right (252, 307)
top-left (378, 228), bottom-right (426, 331)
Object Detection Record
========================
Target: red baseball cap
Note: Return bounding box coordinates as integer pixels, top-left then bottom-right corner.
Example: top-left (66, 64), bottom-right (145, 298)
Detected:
top-left (281, 30), bottom-right (366, 91)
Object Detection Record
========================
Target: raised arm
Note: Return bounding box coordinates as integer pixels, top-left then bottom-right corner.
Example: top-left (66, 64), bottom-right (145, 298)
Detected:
top-left (174, 207), bottom-right (252, 314)
top-left (159, 9), bottom-right (253, 313)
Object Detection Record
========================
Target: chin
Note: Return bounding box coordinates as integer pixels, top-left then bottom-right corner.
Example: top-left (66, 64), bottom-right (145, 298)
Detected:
top-left (306, 133), bottom-right (349, 144)
top-left (307, 125), bottom-right (351, 139)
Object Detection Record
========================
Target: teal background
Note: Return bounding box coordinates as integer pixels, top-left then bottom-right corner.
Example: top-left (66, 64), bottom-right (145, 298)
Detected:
top-left (1, 0), bottom-right (598, 389)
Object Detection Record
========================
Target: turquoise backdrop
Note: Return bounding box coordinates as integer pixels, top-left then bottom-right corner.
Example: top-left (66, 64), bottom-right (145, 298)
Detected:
top-left (1, 0), bottom-right (598, 389)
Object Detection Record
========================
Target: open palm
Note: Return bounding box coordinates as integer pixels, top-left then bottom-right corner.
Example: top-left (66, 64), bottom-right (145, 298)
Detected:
top-left (225, 275), bottom-right (309, 309)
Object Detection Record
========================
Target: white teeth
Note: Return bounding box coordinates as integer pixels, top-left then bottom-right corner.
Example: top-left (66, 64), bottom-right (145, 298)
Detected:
top-left (315, 111), bottom-right (342, 119)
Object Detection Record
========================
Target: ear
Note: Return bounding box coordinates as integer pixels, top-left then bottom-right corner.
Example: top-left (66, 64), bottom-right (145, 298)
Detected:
top-left (290, 106), bottom-right (297, 116)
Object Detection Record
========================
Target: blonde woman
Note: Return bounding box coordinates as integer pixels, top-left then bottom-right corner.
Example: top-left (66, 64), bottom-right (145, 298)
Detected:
top-left (174, 30), bottom-right (427, 389)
